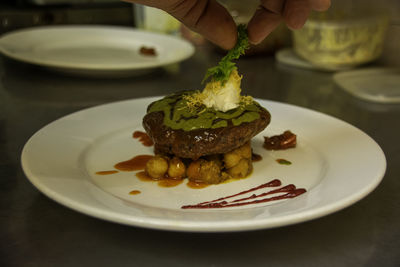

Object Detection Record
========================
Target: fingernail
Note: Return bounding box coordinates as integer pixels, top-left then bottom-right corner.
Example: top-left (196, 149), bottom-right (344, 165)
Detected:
top-left (249, 36), bottom-right (262, 45)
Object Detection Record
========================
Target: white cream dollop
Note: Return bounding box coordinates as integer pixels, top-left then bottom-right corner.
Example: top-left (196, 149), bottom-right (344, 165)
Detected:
top-left (201, 70), bottom-right (242, 112)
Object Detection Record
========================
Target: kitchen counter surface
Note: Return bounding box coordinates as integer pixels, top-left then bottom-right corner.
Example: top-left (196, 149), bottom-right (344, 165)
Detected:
top-left (1, 45), bottom-right (399, 267)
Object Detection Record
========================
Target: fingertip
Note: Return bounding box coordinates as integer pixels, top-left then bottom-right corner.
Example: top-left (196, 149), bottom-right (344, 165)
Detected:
top-left (311, 0), bottom-right (331, 11)
top-left (285, 15), bottom-right (307, 30)
top-left (218, 38), bottom-right (237, 50)
top-left (208, 24), bottom-right (237, 50)
top-left (283, 1), bottom-right (311, 30)
top-left (248, 37), bottom-right (262, 46)
top-left (247, 26), bottom-right (263, 45)
top-left (219, 22), bottom-right (238, 50)
top-left (194, 0), bottom-right (238, 50)
top-left (247, 8), bottom-right (282, 45)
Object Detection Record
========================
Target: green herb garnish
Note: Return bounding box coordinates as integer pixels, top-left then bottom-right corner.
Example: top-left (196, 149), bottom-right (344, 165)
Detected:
top-left (276, 159), bottom-right (292, 165)
top-left (202, 24), bottom-right (249, 85)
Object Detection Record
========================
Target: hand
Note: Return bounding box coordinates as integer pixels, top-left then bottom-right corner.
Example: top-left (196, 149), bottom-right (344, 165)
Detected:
top-left (125, 0), bottom-right (330, 49)
top-left (126, 0), bottom-right (237, 50)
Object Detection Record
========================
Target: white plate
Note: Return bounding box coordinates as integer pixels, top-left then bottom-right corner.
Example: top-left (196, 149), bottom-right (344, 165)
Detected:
top-left (0, 25), bottom-right (194, 74)
top-left (21, 98), bottom-right (386, 232)
top-left (334, 68), bottom-right (400, 103)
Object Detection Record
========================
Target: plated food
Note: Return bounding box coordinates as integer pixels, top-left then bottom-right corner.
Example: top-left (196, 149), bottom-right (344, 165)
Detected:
top-left (19, 27), bottom-right (386, 230)
top-left (141, 25), bottom-right (273, 185)
top-left (21, 95), bottom-right (387, 229)
top-left (86, 25), bottom-right (305, 211)
top-left (143, 89), bottom-right (270, 184)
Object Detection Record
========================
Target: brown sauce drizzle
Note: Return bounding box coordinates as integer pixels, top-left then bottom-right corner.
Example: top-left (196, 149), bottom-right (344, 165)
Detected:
top-left (114, 155), bottom-right (153, 171)
top-left (129, 190), bottom-right (141, 195)
top-left (159, 179), bottom-right (184, 188)
top-left (136, 171), bottom-right (184, 188)
top-left (133, 131), bottom-right (154, 147)
top-left (139, 46), bottom-right (157, 56)
top-left (252, 153), bottom-right (262, 162)
top-left (95, 170), bottom-right (119, 175)
top-left (136, 171), bottom-right (153, 181)
top-left (181, 179), bottom-right (306, 209)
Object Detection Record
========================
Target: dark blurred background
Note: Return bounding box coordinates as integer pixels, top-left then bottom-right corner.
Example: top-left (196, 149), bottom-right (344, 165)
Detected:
top-left (1, 0), bottom-right (399, 66)
top-left (0, 0), bottom-right (134, 35)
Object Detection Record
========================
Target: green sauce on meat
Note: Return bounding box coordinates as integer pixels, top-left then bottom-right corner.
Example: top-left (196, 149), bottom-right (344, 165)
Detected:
top-left (147, 91), bottom-right (264, 131)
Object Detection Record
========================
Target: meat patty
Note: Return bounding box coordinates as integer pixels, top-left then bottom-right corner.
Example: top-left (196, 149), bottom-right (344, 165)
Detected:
top-left (143, 105), bottom-right (271, 159)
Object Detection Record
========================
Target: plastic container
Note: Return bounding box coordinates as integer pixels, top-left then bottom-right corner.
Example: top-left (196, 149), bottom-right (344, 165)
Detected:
top-left (293, 7), bottom-right (389, 70)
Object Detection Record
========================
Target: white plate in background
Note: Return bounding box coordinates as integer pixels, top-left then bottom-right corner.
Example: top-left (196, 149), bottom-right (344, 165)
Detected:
top-left (334, 68), bottom-right (400, 103)
top-left (0, 25), bottom-right (194, 75)
top-left (21, 97), bottom-right (386, 232)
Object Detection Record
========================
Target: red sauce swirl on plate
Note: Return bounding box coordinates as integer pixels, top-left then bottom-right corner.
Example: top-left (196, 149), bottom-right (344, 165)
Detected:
top-left (181, 179), bottom-right (306, 209)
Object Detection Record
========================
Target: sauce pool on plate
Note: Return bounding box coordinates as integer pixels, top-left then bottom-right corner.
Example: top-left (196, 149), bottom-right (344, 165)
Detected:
top-left (95, 170), bottom-right (119, 175)
top-left (136, 171), bottom-right (184, 188)
top-left (129, 190), bottom-right (141, 195)
top-left (114, 155), bottom-right (153, 171)
top-left (133, 131), bottom-right (153, 147)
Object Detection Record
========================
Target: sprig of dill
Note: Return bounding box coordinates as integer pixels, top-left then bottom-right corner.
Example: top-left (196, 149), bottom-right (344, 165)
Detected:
top-left (202, 24), bottom-right (249, 85)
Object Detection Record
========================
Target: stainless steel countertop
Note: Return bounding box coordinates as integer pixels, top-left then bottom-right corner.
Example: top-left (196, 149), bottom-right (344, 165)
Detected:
top-left (1, 46), bottom-right (399, 266)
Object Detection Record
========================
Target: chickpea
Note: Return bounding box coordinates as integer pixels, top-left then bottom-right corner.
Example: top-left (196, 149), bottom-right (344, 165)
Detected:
top-left (223, 151), bottom-right (241, 169)
top-left (205, 154), bottom-right (223, 168)
top-left (187, 159), bottom-right (222, 184)
top-left (145, 155), bottom-right (168, 179)
top-left (227, 158), bottom-right (252, 178)
top-left (220, 171), bottom-right (231, 182)
top-left (223, 142), bottom-right (252, 169)
top-left (199, 160), bottom-right (222, 184)
top-left (237, 142), bottom-right (252, 159)
top-left (187, 159), bottom-right (202, 182)
top-left (167, 157), bottom-right (186, 179)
